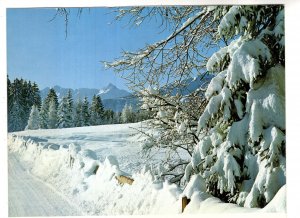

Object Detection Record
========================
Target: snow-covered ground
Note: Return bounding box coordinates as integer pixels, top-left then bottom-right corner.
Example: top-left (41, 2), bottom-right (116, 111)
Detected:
top-left (8, 122), bottom-right (286, 216)
top-left (10, 122), bottom-right (152, 174)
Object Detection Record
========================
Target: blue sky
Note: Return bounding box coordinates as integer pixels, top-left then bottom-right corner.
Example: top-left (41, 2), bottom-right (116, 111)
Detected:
top-left (7, 8), bottom-right (169, 90)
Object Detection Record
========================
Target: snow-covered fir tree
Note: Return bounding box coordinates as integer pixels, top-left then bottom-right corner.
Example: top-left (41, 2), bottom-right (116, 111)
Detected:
top-left (58, 92), bottom-right (74, 128)
top-left (188, 6), bottom-right (285, 208)
top-left (66, 90), bottom-right (74, 124)
top-left (103, 109), bottom-right (115, 124)
top-left (28, 82), bottom-right (42, 109)
top-left (45, 88), bottom-right (59, 110)
top-left (121, 104), bottom-right (134, 123)
top-left (48, 99), bottom-right (58, 129)
top-left (7, 78), bottom-right (41, 132)
top-left (39, 101), bottom-right (49, 129)
top-left (90, 95), bottom-right (104, 125)
top-left (7, 77), bottom-right (13, 118)
top-left (25, 105), bottom-right (40, 130)
top-left (74, 98), bottom-right (84, 127)
top-left (107, 5), bottom-right (285, 207)
top-left (82, 97), bottom-right (90, 126)
top-left (8, 101), bottom-right (25, 132)
top-left (21, 80), bottom-right (32, 126)
top-left (113, 112), bottom-right (121, 124)
top-left (38, 88), bottom-right (59, 129)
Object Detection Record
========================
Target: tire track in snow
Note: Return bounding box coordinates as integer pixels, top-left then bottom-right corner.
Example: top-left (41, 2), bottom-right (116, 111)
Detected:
top-left (8, 153), bottom-right (82, 217)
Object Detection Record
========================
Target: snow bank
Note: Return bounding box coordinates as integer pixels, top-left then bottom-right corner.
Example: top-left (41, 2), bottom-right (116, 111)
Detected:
top-left (8, 132), bottom-right (183, 215)
top-left (262, 185), bottom-right (286, 212)
top-left (8, 124), bottom-right (285, 215)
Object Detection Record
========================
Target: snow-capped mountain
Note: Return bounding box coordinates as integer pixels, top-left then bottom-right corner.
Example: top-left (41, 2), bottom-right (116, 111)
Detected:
top-left (97, 83), bottom-right (131, 100)
top-left (40, 84), bottom-right (134, 112)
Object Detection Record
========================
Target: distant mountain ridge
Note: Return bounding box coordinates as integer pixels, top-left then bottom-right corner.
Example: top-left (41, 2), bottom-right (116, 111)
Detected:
top-left (40, 74), bottom-right (212, 112)
top-left (40, 84), bottom-right (134, 112)
top-left (97, 83), bottom-right (131, 100)
top-left (40, 83), bottom-right (131, 101)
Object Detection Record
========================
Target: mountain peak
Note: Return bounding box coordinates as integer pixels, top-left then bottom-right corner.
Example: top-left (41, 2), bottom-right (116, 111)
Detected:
top-left (41, 83), bottom-right (131, 102)
top-left (106, 83), bottom-right (116, 89)
top-left (98, 83), bottom-right (130, 99)
top-left (40, 84), bottom-right (133, 112)
top-left (53, 85), bottom-right (62, 89)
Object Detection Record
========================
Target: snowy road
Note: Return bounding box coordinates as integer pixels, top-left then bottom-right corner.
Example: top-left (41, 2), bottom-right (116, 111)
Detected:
top-left (8, 153), bottom-right (82, 217)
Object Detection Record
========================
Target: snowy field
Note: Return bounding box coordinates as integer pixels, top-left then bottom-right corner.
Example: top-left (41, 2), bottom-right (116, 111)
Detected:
top-left (8, 122), bottom-right (285, 216)
top-left (9, 122), bottom-right (154, 174)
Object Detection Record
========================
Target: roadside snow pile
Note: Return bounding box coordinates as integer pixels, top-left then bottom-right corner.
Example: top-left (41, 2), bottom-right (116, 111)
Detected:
top-left (8, 123), bottom-right (286, 215)
top-left (8, 133), bottom-right (181, 215)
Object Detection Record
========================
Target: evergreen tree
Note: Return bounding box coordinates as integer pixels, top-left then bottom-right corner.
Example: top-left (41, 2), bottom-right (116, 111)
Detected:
top-left (103, 109), bottom-right (115, 124)
top-left (7, 76), bottom-right (13, 130)
top-left (8, 101), bottom-right (25, 132)
top-left (21, 80), bottom-right (32, 126)
top-left (113, 112), bottom-right (122, 124)
top-left (82, 97), bottom-right (90, 126)
top-left (7, 77), bottom-right (42, 131)
top-left (48, 99), bottom-right (58, 129)
top-left (57, 90), bottom-right (74, 128)
top-left (58, 97), bottom-right (69, 128)
top-left (25, 105), bottom-right (40, 130)
top-left (39, 88), bottom-right (59, 129)
top-left (186, 6), bottom-right (285, 208)
top-left (66, 89), bottom-right (74, 127)
top-left (7, 76), bottom-right (13, 112)
top-left (121, 104), bottom-right (134, 123)
top-left (39, 100), bottom-right (48, 129)
top-left (31, 82), bottom-right (42, 109)
top-left (45, 88), bottom-right (58, 110)
top-left (14, 78), bottom-right (28, 130)
top-left (74, 98), bottom-right (84, 127)
top-left (90, 95), bottom-right (104, 125)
